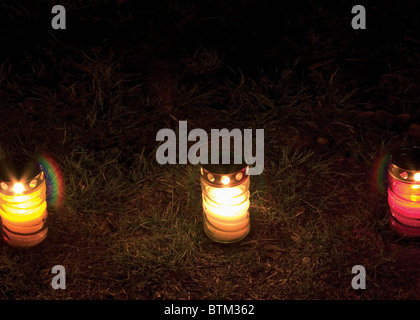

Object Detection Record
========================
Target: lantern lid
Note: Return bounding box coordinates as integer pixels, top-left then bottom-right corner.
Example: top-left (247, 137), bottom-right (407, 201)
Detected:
top-left (391, 146), bottom-right (420, 171)
top-left (0, 157), bottom-right (41, 182)
top-left (200, 152), bottom-right (249, 187)
top-left (201, 152), bottom-right (247, 174)
top-left (201, 162), bottom-right (248, 175)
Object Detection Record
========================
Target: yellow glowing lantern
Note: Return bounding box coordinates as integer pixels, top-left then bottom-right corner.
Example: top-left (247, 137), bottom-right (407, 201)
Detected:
top-left (201, 160), bottom-right (250, 243)
top-left (388, 146), bottom-right (420, 237)
top-left (0, 158), bottom-right (48, 247)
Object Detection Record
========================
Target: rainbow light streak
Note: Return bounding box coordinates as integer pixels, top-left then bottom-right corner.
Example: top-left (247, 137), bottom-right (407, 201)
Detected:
top-left (37, 153), bottom-right (64, 208)
top-left (373, 152), bottom-right (391, 194)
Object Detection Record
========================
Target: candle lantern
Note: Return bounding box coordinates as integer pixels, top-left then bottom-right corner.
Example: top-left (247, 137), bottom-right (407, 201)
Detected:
top-left (388, 146), bottom-right (420, 237)
top-left (0, 158), bottom-right (48, 247)
top-left (200, 160), bottom-right (250, 243)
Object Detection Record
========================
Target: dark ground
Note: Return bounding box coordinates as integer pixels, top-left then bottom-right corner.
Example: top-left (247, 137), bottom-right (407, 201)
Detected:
top-left (1, 0), bottom-right (420, 302)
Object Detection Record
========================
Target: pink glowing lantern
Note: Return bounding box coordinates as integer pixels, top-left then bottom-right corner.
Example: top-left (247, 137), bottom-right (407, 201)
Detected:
top-left (388, 146), bottom-right (420, 237)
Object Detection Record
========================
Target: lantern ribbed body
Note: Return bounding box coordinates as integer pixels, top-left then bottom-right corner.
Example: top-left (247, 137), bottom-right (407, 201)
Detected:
top-left (388, 162), bottom-right (420, 237)
top-left (201, 176), bottom-right (250, 243)
top-left (0, 175), bottom-right (48, 248)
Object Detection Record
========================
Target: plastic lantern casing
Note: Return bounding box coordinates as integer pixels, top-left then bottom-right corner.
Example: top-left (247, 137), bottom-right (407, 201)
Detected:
top-left (0, 158), bottom-right (48, 247)
top-left (201, 161), bottom-right (250, 243)
top-left (388, 146), bottom-right (420, 237)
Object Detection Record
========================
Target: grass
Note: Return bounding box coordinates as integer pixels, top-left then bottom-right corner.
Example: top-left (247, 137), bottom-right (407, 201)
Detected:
top-left (1, 0), bottom-right (420, 300)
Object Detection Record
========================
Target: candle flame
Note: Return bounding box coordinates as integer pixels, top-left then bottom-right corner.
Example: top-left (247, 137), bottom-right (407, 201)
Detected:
top-left (13, 183), bottom-right (24, 194)
top-left (221, 176), bottom-right (230, 185)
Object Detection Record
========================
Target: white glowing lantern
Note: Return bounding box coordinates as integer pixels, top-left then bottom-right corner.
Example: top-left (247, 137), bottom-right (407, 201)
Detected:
top-left (201, 161), bottom-right (250, 243)
top-left (388, 146), bottom-right (420, 237)
top-left (0, 158), bottom-right (48, 247)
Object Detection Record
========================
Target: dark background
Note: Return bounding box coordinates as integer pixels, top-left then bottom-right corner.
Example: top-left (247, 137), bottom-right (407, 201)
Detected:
top-left (1, 0), bottom-right (420, 157)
